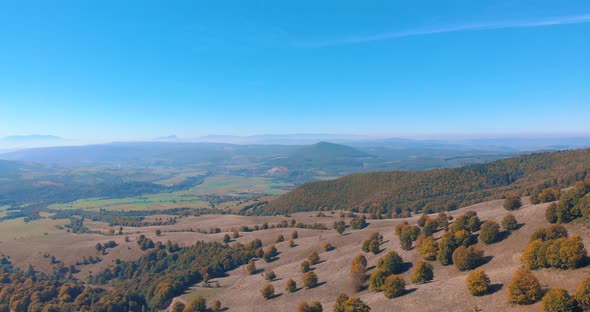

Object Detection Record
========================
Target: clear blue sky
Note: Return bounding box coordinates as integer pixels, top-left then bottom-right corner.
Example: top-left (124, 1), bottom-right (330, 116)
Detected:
top-left (1, 0), bottom-right (589, 141)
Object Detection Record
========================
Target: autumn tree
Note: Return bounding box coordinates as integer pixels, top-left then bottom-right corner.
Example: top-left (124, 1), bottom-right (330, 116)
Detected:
top-left (411, 261), bottom-right (434, 284)
top-left (466, 269), bottom-right (490, 296)
top-left (419, 236), bottom-right (438, 261)
top-left (184, 296), bottom-right (206, 312)
top-left (285, 278), bottom-right (297, 292)
top-left (423, 219), bottom-right (438, 237)
top-left (417, 213), bottom-right (429, 227)
top-left (334, 293), bottom-right (371, 312)
top-left (308, 251), bottom-right (320, 265)
top-left (223, 234), bottom-right (231, 244)
top-left (377, 251), bottom-right (404, 275)
top-left (546, 203), bottom-right (558, 224)
top-left (265, 271), bottom-right (276, 281)
top-left (541, 288), bottom-right (575, 312)
top-left (368, 269), bottom-right (388, 291)
top-left (382, 275), bottom-right (406, 299)
top-left (504, 193), bottom-right (522, 210)
top-left (246, 260), bottom-right (257, 275)
top-left (437, 233), bottom-right (457, 266)
top-left (302, 271), bottom-right (318, 288)
top-left (276, 235), bottom-right (285, 243)
top-left (501, 213), bottom-right (519, 231)
top-left (210, 300), bottom-right (222, 312)
top-left (260, 284), bottom-right (275, 300)
top-left (574, 276), bottom-right (590, 311)
top-left (479, 220), bottom-right (500, 244)
top-left (334, 220), bottom-right (346, 235)
top-left (297, 301), bottom-right (323, 312)
top-left (301, 260), bottom-right (311, 273)
top-left (171, 302), bottom-right (185, 312)
top-left (508, 268), bottom-right (542, 305)
top-left (291, 230), bottom-right (299, 239)
top-left (323, 242), bottom-right (334, 252)
top-left (263, 245), bottom-right (278, 262)
top-left (452, 245), bottom-right (484, 271)
top-left (350, 255), bottom-right (368, 291)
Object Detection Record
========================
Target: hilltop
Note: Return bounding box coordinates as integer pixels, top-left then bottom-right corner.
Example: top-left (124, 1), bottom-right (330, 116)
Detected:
top-left (262, 148), bottom-right (590, 215)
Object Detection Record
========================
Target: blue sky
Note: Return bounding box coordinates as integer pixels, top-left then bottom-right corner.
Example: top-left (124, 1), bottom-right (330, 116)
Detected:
top-left (1, 0), bottom-right (589, 141)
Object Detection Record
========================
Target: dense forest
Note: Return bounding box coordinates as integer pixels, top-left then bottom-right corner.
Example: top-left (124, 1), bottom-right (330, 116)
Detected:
top-left (262, 149), bottom-right (590, 215)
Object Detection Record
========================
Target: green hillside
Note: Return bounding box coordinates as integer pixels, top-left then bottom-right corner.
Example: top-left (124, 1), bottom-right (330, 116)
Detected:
top-left (261, 148), bottom-right (590, 215)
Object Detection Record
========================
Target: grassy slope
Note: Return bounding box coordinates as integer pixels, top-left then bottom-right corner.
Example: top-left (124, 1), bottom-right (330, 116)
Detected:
top-left (265, 148), bottom-right (590, 214)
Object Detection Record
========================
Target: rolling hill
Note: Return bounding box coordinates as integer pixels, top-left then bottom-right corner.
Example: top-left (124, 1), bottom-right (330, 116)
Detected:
top-left (262, 148), bottom-right (590, 215)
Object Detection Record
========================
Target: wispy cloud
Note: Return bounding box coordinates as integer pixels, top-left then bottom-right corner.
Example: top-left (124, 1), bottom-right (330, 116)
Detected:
top-left (296, 13), bottom-right (590, 47)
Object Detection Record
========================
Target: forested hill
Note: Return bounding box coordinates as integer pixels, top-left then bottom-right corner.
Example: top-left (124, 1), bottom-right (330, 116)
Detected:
top-left (261, 148), bottom-right (590, 215)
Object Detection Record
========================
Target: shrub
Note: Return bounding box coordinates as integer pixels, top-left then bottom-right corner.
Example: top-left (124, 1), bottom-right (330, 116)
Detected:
top-left (246, 260), bottom-right (257, 275)
top-left (297, 301), bottom-right (323, 312)
top-left (276, 235), bottom-right (285, 243)
top-left (291, 230), bottom-right (299, 239)
top-left (184, 296), bottom-right (206, 312)
top-left (382, 275), bottom-right (406, 298)
top-left (436, 212), bottom-right (449, 231)
top-left (210, 300), bottom-right (222, 312)
top-left (260, 284), bottom-right (275, 300)
top-left (223, 234), bottom-right (231, 243)
top-left (334, 220), bottom-right (346, 234)
top-left (350, 216), bottom-right (368, 229)
top-left (467, 216), bottom-right (481, 232)
top-left (368, 268), bottom-right (388, 291)
top-left (507, 268), bottom-right (542, 305)
top-left (418, 214), bottom-right (429, 227)
top-left (453, 230), bottom-right (472, 247)
top-left (263, 245), bottom-right (278, 262)
top-left (541, 288), bottom-right (575, 312)
top-left (308, 251), bottom-right (320, 265)
top-left (411, 261), bottom-right (434, 284)
top-left (264, 271), bottom-right (276, 281)
top-left (377, 251), bottom-right (404, 275)
top-left (333, 294), bottom-right (371, 312)
top-left (452, 245), bottom-right (484, 271)
top-left (504, 193), bottom-right (522, 210)
top-left (323, 242), bottom-right (334, 252)
top-left (466, 269), bottom-right (490, 296)
top-left (438, 233), bottom-right (457, 266)
top-left (301, 260), bottom-right (311, 273)
top-left (350, 261), bottom-right (367, 292)
top-left (501, 214), bottom-right (519, 231)
top-left (419, 236), bottom-right (438, 261)
top-left (285, 278), bottom-right (297, 292)
top-left (352, 254), bottom-right (367, 267)
top-left (362, 232), bottom-right (383, 254)
top-left (423, 219), bottom-right (438, 237)
top-left (479, 220), bottom-right (500, 244)
top-left (574, 276), bottom-right (590, 311)
top-left (546, 203), bottom-right (558, 224)
top-left (289, 239), bottom-right (296, 247)
top-left (171, 302), bottom-right (185, 312)
top-left (302, 271), bottom-right (318, 288)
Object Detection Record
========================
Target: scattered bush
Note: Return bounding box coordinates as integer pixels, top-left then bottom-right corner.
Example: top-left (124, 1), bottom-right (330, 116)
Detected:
top-left (438, 233), bottom-right (457, 266)
top-left (308, 251), bottom-right (320, 265)
top-left (350, 255), bottom-right (368, 291)
top-left (368, 269), bottom-right (388, 291)
top-left (574, 276), bottom-right (590, 311)
top-left (522, 235), bottom-right (586, 270)
top-left (302, 271), bottom-right (318, 288)
top-left (291, 230), bottom-right (299, 239)
top-left (333, 293), bottom-right (370, 312)
top-left (479, 220), bottom-right (501, 244)
top-left (466, 269), bottom-right (490, 296)
top-left (285, 278), bottom-right (297, 292)
top-left (377, 251), bottom-right (404, 275)
top-left (501, 214), bottom-right (519, 231)
top-left (452, 245), bottom-right (484, 271)
top-left (297, 301), bottom-right (323, 312)
top-left (419, 236), bottom-right (438, 261)
top-left (504, 193), bottom-right (522, 210)
top-left (184, 296), bottom-right (206, 312)
top-left (382, 275), bottom-right (406, 298)
top-left (541, 288), bottom-right (575, 312)
top-left (301, 260), bottom-right (311, 273)
top-left (411, 261), bottom-right (434, 284)
top-left (260, 284), bottom-right (275, 300)
top-left (276, 235), bottom-right (285, 243)
top-left (350, 216), bottom-right (368, 229)
top-left (323, 242), bottom-right (334, 252)
top-left (507, 268), bottom-right (542, 305)
top-left (210, 300), bottom-right (222, 312)
top-left (264, 271), bottom-right (276, 281)
top-left (246, 260), bottom-right (257, 275)
top-left (546, 203), bottom-right (558, 224)
top-left (362, 232), bottom-right (383, 254)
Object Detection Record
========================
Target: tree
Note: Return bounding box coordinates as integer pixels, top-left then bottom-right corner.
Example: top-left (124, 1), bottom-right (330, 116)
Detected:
top-left (210, 300), bottom-right (222, 312)
top-left (184, 295), bottom-right (206, 312)
top-left (574, 276), bottom-right (590, 311)
top-left (246, 260), bottom-right (257, 275)
top-left (419, 236), bottom-right (438, 261)
top-left (350, 259), bottom-right (367, 291)
top-left (289, 239), bottom-right (296, 247)
top-left (382, 275), bottom-right (406, 298)
top-left (260, 284), bottom-right (275, 300)
top-left (223, 234), bottom-right (231, 244)
top-left (452, 245), bottom-right (484, 271)
top-left (323, 242), bottom-right (334, 252)
top-left (546, 203), bottom-right (558, 224)
top-left (411, 261), bottom-right (434, 284)
top-left (368, 269), bottom-right (388, 291)
top-left (504, 193), bottom-right (522, 210)
top-left (95, 243), bottom-right (103, 252)
top-left (352, 254), bottom-right (367, 267)
top-left (479, 220), bottom-right (500, 244)
top-left (508, 268), bottom-right (542, 305)
top-left (350, 216), bottom-right (368, 229)
top-left (453, 230), bottom-right (472, 248)
top-left (265, 271), bottom-right (276, 281)
top-left (276, 235), bottom-right (285, 243)
top-left (335, 220), bottom-right (346, 234)
top-left (437, 233), bottom-right (457, 266)
top-left (466, 269), bottom-right (490, 296)
top-left (378, 251), bottom-right (404, 275)
top-left (155, 229), bottom-right (162, 237)
top-left (297, 301), bottom-right (323, 312)
top-left (337, 296), bottom-right (371, 312)
top-left (467, 216), bottom-right (481, 232)
top-left (423, 219), bottom-right (438, 237)
top-left (285, 278), bottom-right (297, 292)
top-left (417, 213), bottom-right (429, 227)
top-left (308, 251), bottom-right (320, 265)
top-left (302, 271), bottom-right (318, 288)
top-left (501, 213), bottom-right (519, 231)
top-left (171, 302), bottom-right (185, 312)
top-left (301, 260), bottom-right (311, 273)
top-left (291, 230), bottom-right (299, 239)
top-left (263, 245), bottom-right (278, 262)
top-left (542, 288), bottom-right (575, 312)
